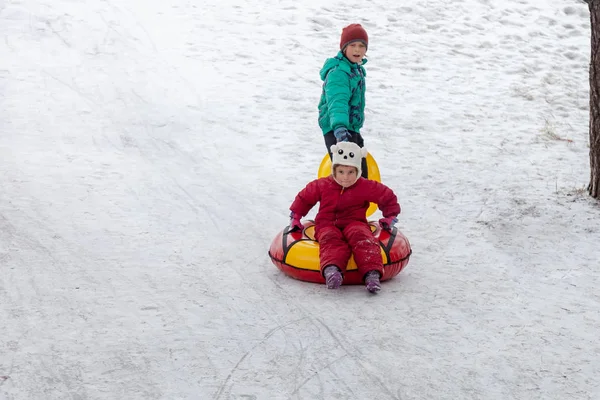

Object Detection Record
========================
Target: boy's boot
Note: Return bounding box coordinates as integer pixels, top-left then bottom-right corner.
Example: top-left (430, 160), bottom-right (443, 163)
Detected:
top-left (364, 271), bottom-right (381, 293)
top-left (323, 265), bottom-right (343, 289)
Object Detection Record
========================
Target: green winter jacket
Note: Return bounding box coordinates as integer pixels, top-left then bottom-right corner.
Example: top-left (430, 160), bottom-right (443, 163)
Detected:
top-left (318, 51), bottom-right (367, 135)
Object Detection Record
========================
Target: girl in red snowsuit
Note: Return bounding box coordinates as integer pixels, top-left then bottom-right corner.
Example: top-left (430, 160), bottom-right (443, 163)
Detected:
top-left (288, 142), bottom-right (400, 293)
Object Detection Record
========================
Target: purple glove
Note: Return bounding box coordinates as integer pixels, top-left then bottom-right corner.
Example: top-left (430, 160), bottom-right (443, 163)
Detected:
top-left (379, 217), bottom-right (398, 232)
top-left (289, 212), bottom-right (303, 232)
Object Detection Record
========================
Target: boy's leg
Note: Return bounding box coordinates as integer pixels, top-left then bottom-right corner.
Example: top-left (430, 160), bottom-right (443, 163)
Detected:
top-left (360, 154), bottom-right (368, 179)
top-left (315, 226), bottom-right (352, 275)
top-left (351, 133), bottom-right (368, 179)
top-left (343, 222), bottom-right (383, 277)
top-left (324, 132), bottom-right (337, 160)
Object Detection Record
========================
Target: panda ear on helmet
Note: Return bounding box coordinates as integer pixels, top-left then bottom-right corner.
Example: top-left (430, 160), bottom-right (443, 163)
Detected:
top-left (330, 144), bottom-right (339, 153)
top-left (361, 147), bottom-right (368, 158)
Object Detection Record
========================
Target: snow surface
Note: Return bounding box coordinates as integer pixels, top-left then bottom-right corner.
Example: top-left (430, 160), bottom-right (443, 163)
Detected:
top-left (1, 0), bottom-right (600, 399)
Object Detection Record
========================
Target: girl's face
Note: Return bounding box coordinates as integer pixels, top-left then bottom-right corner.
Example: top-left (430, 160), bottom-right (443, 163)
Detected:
top-left (343, 41), bottom-right (367, 64)
top-left (334, 165), bottom-right (359, 187)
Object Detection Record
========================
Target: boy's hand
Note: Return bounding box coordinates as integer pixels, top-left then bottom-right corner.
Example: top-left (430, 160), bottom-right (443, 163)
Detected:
top-left (379, 217), bottom-right (398, 232)
top-left (333, 127), bottom-right (351, 142)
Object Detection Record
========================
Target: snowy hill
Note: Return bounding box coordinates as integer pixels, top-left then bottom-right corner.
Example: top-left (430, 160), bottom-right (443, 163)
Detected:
top-left (1, 0), bottom-right (599, 399)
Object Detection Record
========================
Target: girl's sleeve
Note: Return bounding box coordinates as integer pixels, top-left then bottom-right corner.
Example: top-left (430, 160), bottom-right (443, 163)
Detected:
top-left (323, 68), bottom-right (351, 129)
top-left (367, 181), bottom-right (401, 218)
top-left (290, 179), bottom-right (322, 217)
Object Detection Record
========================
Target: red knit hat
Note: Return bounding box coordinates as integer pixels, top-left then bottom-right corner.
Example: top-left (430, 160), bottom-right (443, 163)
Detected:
top-left (340, 24), bottom-right (368, 51)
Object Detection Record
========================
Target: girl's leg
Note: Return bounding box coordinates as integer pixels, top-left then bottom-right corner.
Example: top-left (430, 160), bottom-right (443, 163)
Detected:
top-left (343, 222), bottom-right (383, 277)
top-left (316, 226), bottom-right (352, 275)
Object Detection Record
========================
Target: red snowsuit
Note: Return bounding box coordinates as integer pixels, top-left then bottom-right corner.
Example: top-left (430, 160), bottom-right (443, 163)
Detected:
top-left (290, 175), bottom-right (400, 278)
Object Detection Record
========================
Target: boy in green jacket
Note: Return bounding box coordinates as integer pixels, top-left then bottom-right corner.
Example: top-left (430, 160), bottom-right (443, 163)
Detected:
top-left (318, 23), bottom-right (369, 178)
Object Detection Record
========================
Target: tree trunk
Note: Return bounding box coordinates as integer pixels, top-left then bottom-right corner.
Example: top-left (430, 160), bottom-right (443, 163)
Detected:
top-left (588, 1), bottom-right (600, 198)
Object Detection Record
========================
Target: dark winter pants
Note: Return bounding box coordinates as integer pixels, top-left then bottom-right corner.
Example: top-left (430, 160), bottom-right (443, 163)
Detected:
top-left (324, 131), bottom-right (368, 179)
top-left (316, 222), bottom-right (383, 279)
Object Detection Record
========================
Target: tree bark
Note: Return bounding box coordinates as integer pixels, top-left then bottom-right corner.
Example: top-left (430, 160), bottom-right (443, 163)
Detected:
top-left (588, 1), bottom-right (600, 198)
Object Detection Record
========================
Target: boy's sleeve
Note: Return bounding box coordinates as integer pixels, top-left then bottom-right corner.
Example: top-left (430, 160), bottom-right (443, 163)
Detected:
top-left (290, 179), bottom-right (322, 217)
top-left (366, 181), bottom-right (401, 218)
top-left (323, 68), bottom-right (351, 130)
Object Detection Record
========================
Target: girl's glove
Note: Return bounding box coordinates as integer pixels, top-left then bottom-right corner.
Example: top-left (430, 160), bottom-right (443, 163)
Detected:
top-left (379, 217), bottom-right (398, 232)
top-left (333, 127), bottom-right (351, 142)
top-left (289, 212), bottom-right (303, 232)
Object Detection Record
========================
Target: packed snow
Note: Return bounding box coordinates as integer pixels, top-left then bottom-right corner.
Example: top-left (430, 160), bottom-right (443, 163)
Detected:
top-left (1, 0), bottom-right (599, 399)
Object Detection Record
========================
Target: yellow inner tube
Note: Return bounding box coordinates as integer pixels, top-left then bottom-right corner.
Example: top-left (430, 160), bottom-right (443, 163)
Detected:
top-left (318, 152), bottom-right (381, 217)
top-left (285, 224), bottom-right (390, 272)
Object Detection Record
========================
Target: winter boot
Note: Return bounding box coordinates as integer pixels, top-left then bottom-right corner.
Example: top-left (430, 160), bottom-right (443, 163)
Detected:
top-left (364, 271), bottom-right (381, 293)
top-left (323, 265), bottom-right (343, 289)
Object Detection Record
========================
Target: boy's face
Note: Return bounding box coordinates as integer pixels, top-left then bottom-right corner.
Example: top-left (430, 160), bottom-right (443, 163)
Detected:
top-left (343, 41), bottom-right (367, 64)
top-left (334, 165), bottom-right (359, 187)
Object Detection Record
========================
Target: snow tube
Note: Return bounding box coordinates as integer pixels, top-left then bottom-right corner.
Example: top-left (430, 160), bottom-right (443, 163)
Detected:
top-left (268, 220), bottom-right (411, 284)
top-left (269, 152), bottom-right (411, 284)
